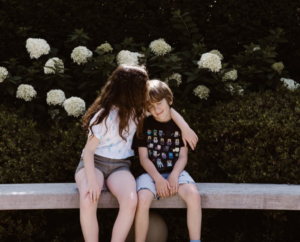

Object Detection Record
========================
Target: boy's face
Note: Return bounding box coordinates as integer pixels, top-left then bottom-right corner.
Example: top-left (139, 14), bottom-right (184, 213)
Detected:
top-left (148, 98), bottom-right (172, 122)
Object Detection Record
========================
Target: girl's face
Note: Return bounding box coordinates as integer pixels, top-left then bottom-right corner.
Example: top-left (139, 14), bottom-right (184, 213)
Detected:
top-left (148, 98), bottom-right (172, 122)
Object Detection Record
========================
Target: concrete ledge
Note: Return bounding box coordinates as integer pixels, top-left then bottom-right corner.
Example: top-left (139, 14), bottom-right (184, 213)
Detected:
top-left (0, 183), bottom-right (299, 210)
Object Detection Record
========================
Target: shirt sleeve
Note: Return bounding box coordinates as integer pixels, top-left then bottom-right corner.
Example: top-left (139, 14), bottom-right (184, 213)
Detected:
top-left (131, 119), bottom-right (148, 148)
top-left (88, 109), bottom-right (108, 141)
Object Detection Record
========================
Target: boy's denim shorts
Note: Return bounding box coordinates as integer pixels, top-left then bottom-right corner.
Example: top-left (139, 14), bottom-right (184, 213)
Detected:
top-left (136, 170), bottom-right (196, 199)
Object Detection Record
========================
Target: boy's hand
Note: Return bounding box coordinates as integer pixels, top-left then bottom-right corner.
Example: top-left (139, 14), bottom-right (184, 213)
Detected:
top-left (155, 176), bottom-right (171, 198)
top-left (168, 173), bottom-right (179, 196)
top-left (182, 127), bottom-right (198, 150)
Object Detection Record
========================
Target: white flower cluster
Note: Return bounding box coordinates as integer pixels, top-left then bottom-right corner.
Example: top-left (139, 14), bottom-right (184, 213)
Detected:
top-left (71, 46), bottom-right (93, 65)
top-left (26, 38), bottom-right (50, 59)
top-left (46, 89), bottom-right (66, 106)
top-left (0, 67), bottom-right (8, 83)
top-left (63, 97), bottom-right (86, 117)
top-left (272, 62), bottom-right (284, 74)
top-left (209, 50), bottom-right (223, 60)
top-left (226, 84), bottom-right (244, 96)
top-left (97, 43), bottom-right (113, 53)
top-left (116, 50), bottom-right (144, 65)
top-left (280, 78), bottom-right (300, 90)
top-left (149, 38), bottom-right (171, 56)
top-left (253, 46), bottom-right (260, 51)
top-left (193, 85), bottom-right (210, 100)
top-left (198, 53), bottom-right (222, 72)
top-left (165, 73), bottom-right (182, 86)
top-left (44, 57), bottom-right (64, 74)
top-left (222, 69), bottom-right (238, 81)
top-left (16, 84), bottom-right (37, 101)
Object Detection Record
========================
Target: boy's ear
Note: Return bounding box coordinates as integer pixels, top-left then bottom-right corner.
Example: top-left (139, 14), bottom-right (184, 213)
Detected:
top-left (169, 99), bottom-right (173, 106)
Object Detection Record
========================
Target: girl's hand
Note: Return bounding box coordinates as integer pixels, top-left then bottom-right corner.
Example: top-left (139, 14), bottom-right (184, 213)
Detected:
top-left (168, 173), bottom-right (179, 196)
top-left (155, 177), bottom-right (170, 198)
top-left (182, 127), bottom-right (198, 150)
top-left (85, 179), bottom-right (101, 204)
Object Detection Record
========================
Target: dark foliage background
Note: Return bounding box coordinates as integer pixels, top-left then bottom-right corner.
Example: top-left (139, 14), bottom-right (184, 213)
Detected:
top-left (1, 0), bottom-right (300, 78)
top-left (1, 0), bottom-right (300, 241)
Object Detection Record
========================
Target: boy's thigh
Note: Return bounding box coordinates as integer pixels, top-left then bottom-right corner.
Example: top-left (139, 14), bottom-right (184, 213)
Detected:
top-left (178, 170), bottom-right (196, 185)
top-left (136, 173), bottom-right (157, 198)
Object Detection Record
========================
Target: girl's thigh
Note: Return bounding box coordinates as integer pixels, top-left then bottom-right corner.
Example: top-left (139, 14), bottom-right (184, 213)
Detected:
top-left (75, 168), bottom-right (105, 197)
top-left (106, 170), bottom-right (137, 199)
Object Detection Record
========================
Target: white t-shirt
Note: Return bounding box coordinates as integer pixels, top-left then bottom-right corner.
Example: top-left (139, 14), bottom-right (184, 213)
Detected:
top-left (81, 107), bottom-right (136, 159)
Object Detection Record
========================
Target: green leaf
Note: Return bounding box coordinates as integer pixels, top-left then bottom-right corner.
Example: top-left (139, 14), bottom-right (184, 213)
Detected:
top-left (182, 84), bottom-right (195, 98)
top-left (6, 83), bottom-right (15, 95)
top-left (187, 73), bottom-right (200, 82)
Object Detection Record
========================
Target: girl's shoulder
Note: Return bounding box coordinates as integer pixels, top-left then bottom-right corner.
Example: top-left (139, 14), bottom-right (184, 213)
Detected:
top-left (90, 107), bottom-right (119, 125)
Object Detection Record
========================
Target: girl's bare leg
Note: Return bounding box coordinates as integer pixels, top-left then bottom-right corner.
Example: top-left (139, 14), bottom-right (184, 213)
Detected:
top-left (75, 168), bottom-right (104, 242)
top-left (135, 189), bottom-right (154, 242)
top-left (106, 170), bottom-right (138, 242)
top-left (178, 184), bottom-right (202, 241)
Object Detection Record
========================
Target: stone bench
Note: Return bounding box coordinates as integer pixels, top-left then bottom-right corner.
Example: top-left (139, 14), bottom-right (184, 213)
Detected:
top-left (1, 183), bottom-right (300, 210)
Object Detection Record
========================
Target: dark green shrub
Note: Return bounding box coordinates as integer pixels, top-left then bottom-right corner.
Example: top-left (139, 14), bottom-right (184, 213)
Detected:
top-left (179, 86), bottom-right (300, 184)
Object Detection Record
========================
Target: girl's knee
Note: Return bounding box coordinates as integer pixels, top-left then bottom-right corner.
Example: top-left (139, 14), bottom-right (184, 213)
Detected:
top-left (119, 193), bottom-right (138, 211)
top-left (80, 195), bottom-right (98, 211)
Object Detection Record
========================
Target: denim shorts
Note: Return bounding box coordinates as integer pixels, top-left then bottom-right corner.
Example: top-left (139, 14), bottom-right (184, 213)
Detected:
top-left (136, 170), bottom-right (196, 198)
top-left (75, 154), bottom-right (131, 179)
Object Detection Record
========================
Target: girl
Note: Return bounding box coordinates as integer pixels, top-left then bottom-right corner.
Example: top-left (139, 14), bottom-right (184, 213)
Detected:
top-left (75, 65), bottom-right (198, 242)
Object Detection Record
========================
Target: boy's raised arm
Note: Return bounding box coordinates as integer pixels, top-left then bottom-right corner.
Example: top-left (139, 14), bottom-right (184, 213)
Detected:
top-left (170, 108), bottom-right (198, 150)
top-left (138, 147), bottom-right (170, 198)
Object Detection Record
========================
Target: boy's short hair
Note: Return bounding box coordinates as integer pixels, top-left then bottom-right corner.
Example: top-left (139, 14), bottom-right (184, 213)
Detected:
top-left (147, 79), bottom-right (173, 105)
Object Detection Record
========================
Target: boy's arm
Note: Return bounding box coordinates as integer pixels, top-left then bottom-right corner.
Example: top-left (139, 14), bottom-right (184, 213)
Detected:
top-left (170, 108), bottom-right (198, 150)
top-left (168, 147), bottom-right (188, 196)
top-left (138, 147), bottom-right (170, 198)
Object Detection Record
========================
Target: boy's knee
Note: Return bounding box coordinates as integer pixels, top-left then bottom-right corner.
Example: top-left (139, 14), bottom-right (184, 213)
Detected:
top-left (184, 185), bottom-right (201, 205)
top-left (137, 191), bottom-right (153, 209)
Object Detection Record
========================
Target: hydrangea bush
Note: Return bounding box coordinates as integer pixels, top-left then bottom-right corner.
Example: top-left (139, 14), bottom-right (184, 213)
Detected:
top-left (0, 11), bottom-right (292, 122)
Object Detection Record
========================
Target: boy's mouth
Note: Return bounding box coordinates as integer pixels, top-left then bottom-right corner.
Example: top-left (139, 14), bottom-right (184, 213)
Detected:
top-left (156, 111), bottom-right (163, 116)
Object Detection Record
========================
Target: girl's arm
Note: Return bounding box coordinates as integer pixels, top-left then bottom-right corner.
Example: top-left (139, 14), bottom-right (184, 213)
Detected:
top-left (168, 147), bottom-right (188, 196)
top-left (170, 108), bottom-right (198, 150)
top-left (139, 147), bottom-right (170, 198)
top-left (82, 136), bottom-right (101, 204)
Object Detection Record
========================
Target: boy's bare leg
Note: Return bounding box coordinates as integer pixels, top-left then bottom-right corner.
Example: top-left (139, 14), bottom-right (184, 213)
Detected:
top-left (135, 189), bottom-right (155, 242)
top-left (178, 184), bottom-right (202, 241)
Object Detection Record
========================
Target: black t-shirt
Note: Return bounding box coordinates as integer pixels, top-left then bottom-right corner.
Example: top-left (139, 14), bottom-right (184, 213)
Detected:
top-left (132, 115), bottom-right (185, 174)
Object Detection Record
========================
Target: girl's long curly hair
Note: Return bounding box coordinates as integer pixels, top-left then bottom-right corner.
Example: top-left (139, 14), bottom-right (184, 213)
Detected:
top-left (82, 65), bottom-right (149, 140)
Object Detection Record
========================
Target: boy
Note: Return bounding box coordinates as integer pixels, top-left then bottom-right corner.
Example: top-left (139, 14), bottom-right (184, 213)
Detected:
top-left (132, 80), bottom-right (202, 242)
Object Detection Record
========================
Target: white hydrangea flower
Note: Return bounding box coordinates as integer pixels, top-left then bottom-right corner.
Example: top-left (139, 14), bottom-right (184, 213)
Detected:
top-left (26, 38), bottom-right (50, 59)
top-left (116, 50), bottom-right (144, 65)
top-left (46, 89), bottom-right (66, 106)
top-left (0, 67), bottom-right (8, 83)
top-left (222, 69), bottom-right (238, 81)
top-left (97, 42), bottom-right (113, 53)
top-left (44, 57), bottom-right (64, 74)
top-left (165, 73), bottom-right (182, 86)
top-left (209, 50), bottom-right (223, 60)
top-left (16, 84), bottom-right (37, 101)
top-left (149, 38), bottom-right (171, 56)
top-left (226, 84), bottom-right (244, 96)
top-left (71, 46), bottom-right (93, 65)
top-left (197, 53), bottom-right (222, 72)
top-left (253, 46), bottom-right (260, 51)
top-left (280, 78), bottom-right (300, 90)
top-left (193, 85), bottom-right (210, 100)
top-left (63, 97), bottom-right (86, 117)
top-left (272, 62), bottom-right (284, 74)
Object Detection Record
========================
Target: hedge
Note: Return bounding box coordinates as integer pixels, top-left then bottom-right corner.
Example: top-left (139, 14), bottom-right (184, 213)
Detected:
top-left (2, 86), bottom-right (300, 241)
